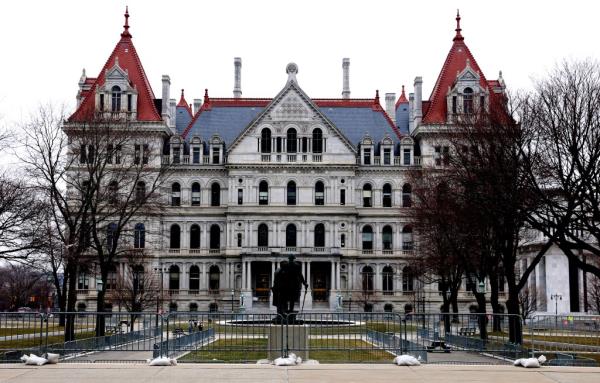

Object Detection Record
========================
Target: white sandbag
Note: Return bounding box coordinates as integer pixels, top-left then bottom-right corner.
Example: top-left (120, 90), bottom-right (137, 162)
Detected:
top-left (147, 356), bottom-right (175, 366)
top-left (537, 355), bottom-right (547, 364)
top-left (513, 358), bottom-right (523, 366)
top-left (44, 353), bottom-right (60, 364)
top-left (24, 353), bottom-right (48, 366)
top-left (20, 355), bottom-right (29, 363)
top-left (522, 358), bottom-right (541, 368)
top-left (303, 359), bottom-right (320, 365)
top-left (393, 355), bottom-right (421, 366)
top-left (256, 359), bottom-right (271, 365)
top-left (170, 358), bottom-right (178, 366)
top-left (274, 357), bottom-right (296, 366)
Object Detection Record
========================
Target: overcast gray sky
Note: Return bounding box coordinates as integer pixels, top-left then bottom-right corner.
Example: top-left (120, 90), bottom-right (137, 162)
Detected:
top-left (1, 0), bottom-right (599, 126)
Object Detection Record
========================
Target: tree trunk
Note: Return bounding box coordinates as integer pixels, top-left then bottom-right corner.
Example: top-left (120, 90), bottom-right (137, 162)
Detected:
top-left (64, 260), bottom-right (78, 342)
top-left (451, 293), bottom-right (459, 323)
top-left (440, 291), bottom-right (451, 333)
top-left (474, 292), bottom-right (488, 340)
top-left (506, 288), bottom-right (523, 344)
top-left (95, 287), bottom-right (107, 337)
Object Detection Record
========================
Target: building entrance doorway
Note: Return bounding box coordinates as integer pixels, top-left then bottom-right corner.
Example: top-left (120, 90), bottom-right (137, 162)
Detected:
top-left (311, 262), bottom-right (331, 302)
top-left (252, 261), bottom-right (271, 302)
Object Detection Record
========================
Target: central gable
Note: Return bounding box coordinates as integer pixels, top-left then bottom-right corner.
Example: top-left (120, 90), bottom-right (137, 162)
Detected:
top-left (269, 91), bottom-right (313, 121)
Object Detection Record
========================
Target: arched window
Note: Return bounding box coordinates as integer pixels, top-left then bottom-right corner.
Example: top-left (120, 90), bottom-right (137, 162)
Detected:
top-left (312, 128), bottom-right (323, 153)
top-left (111, 85), bottom-right (121, 112)
top-left (382, 225), bottom-right (393, 250)
top-left (209, 225), bottom-right (220, 249)
top-left (170, 224), bottom-right (181, 249)
top-left (189, 302), bottom-right (198, 312)
top-left (211, 183), bottom-right (220, 206)
top-left (169, 265), bottom-right (180, 290)
top-left (463, 87), bottom-right (473, 114)
top-left (134, 223), bottom-right (145, 249)
top-left (108, 181), bottom-right (119, 204)
top-left (383, 183), bottom-right (392, 207)
top-left (135, 181), bottom-right (146, 204)
top-left (402, 226), bottom-right (413, 250)
top-left (286, 128), bottom-right (297, 153)
top-left (287, 181), bottom-right (296, 205)
top-left (209, 265), bottom-right (220, 291)
top-left (259, 181), bottom-right (269, 205)
top-left (382, 266), bottom-right (394, 293)
top-left (362, 266), bottom-right (374, 292)
top-left (315, 181), bottom-right (325, 205)
top-left (191, 182), bottom-right (201, 206)
top-left (258, 223), bottom-right (269, 248)
top-left (189, 265), bottom-right (200, 291)
top-left (106, 222), bottom-right (117, 251)
top-left (286, 224), bottom-right (297, 248)
top-left (314, 223), bottom-right (325, 248)
top-left (261, 128), bottom-right (271, 153)
top-left (190, 224), bottom-right (200, 249)
top-left (362, 225), bottom-right (373, 250)
top-left (363, 183), bottom-right (372, 207)
top-left (402, 266), bottom-right (414, 292)
top-left (402, 184), bottom-right (412, 207)
top-left (171, 183), bottom-right (181, 206)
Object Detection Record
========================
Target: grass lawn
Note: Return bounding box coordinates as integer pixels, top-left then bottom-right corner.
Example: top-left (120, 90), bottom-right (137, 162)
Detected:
top-left (179, 337), bottom-right (392, 363)
top-left (0, 330), bottom-right (97, 350)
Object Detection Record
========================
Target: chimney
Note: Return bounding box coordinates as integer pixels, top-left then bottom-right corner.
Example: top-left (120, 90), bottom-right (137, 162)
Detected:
top-left (408, 92), bottom-right (414, 133)
top-left (233, 57), bottom-right (242, 98)
top-left (385, 93), bottom-right (396, 122)
top-left (169, 99), bottom-right (176, 129)
top-left (413, 76), bottom-right (423, 127)
top-left (342, 58), bottom-right (350, 99)
top-left (161, 75), bottom-right (171, 125)
top-left (193, 99), bottom-right (202, 114)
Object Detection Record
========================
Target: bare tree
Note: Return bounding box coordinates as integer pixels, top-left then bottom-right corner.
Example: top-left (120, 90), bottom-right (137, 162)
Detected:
top-left (0, 264), bottom-right (51, 311)
top-left (62, 112), bottom-right (169, 336)
top-left (108, 250), bottom-right (159, 330)
top-left (519, 60), bottom-right (600, 279)
top-left (518, 287), bottom-right (537, 321)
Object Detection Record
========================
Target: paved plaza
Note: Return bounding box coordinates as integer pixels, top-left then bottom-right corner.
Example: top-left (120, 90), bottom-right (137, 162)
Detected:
top-left (0, 363), bottom-right (598, 383)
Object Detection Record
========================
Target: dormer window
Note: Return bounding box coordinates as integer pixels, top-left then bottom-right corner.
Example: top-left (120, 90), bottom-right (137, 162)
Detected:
top-left (383, 148), bottom-right (391, 165)
top-left (212, 146), bottom-right (220, 164)
top-left (463, 87), bottom-right (473, 114)
top-left (111, 86), bottom-right (122, 112)
top-left (363, 148), bottom-right (371, 165)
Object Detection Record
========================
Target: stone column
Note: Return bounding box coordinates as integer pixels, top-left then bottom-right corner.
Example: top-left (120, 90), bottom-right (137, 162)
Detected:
top-left (336, 262), bottom-right (341, 291)
top-left (241, 261), bottom-right (247, 291)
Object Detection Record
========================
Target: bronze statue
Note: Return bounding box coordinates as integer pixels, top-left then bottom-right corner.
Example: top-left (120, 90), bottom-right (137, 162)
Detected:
top-left (272, 255), bottom-right (308, 323)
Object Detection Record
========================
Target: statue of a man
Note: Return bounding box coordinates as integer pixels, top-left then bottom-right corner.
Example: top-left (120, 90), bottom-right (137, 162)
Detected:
top-left (272, 255), bottom-right (308, 321)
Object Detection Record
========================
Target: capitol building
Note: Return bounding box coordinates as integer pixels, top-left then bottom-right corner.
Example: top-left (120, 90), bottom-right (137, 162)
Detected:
top-left (68, 9), bottom-right (583, 315)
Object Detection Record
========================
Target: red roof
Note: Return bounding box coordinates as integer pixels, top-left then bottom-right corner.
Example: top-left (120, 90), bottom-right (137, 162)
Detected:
top-left (176, 89), bottom-right (192, 116)
top-left (395, 85), bottom-right (408, 108)
top-left (68, 8), bottom-right (161, 122)
top-left (422, 12), bottom-right (492, 124)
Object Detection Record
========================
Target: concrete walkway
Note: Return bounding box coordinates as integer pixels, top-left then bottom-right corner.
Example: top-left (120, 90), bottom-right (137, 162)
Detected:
top-left (0, 363), bottom-right (598, 382)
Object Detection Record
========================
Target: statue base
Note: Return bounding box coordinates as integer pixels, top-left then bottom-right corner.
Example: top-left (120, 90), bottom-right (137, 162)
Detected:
top-left (268, 324), bottom-right (309, 360)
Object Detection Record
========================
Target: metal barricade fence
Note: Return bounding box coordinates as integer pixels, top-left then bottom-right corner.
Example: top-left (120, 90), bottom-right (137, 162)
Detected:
top-left (527, 314), bottom-right (600, 366)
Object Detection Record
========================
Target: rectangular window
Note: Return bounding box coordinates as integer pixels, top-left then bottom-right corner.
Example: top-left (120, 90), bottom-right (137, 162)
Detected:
top-left (276, 137), bottom-right (282, 153)
top-left (87, 145), bottom-right (95, 163)
top-left (173, 147), bottom-right (181, 164)
top-left (259, 189), bottom-right (268, 205)
top-left (383, 148), bottom-right (391, 165)
top-left (340, 234), bottom-right (345, 248)
top-left (301, 137), bottom-right (308, 153)
top-left (238, 189), bottom-right (243, 205)
top-left (192, 147), bottom-right (200, 164)
top-left (134, 144), bottom-right (141, 164)
top-left (363, 189), bottom-right (372, 207)
top-left (340, 189), bottom-right (345, 206)
top-left (237, 233), bottom-right (242, 247)
top-left (115, 145), bottom-right (122, 164)
top-left (142, 144), bottom-right (149, 164)
top-left (363, 148), bottom-right (371, 165)
top-left (403, 149), bottom-right (411, 165)
top-left (442, 146), bottom-right (450, 166)
top-left (107, 144), bottom-right (113, 164)
top-left (80, 144), bottom-right (87, 164)
top-left (212, 147), bottom-right (220, 164)
top-left (99, 94), bottom-right (105, 111)
top-left (452, 96), bottom-right (457, 114)
top-left (127, 94), bottom-right (132, 112)
top-left (434, 146), bottom-right (441, 166)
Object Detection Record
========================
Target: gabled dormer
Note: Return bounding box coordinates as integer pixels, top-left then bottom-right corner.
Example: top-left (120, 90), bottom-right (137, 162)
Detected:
top-left (379, 134), bottom-right (394, 166)
top-left (189, 136), bottom-right (203, 164)
top-left (399, 137), bottom-right (414, 166)
top-left (95, 58), bottom-right (139, 119)
top-left (360, 134), bottom-right (374, 165)
top-left (446, 59), bottom-right (489, 119)
top-left (209, 134), bottom-right (224, 165)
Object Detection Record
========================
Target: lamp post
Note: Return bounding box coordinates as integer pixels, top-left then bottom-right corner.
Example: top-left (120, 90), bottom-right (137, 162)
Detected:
top-left (231, 289), bottom-right (235, 313)
top-left (551, 293), bottom-right (562, 329)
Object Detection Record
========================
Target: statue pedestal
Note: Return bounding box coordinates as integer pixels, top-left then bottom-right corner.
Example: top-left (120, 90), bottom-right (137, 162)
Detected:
top-left (268, 325), bottom-right (309, 360)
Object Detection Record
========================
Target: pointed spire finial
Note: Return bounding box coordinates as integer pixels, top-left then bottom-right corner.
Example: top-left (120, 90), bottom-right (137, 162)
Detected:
top-left (374, 89), bottom-right (380, 105)
top-left (401, 85), bottom-right (405, 96)
top-left (121, 6), bottom-right (132, 38)
top-left (454, 9), bottom-right (463, 41)
top-left (204, 89), bottom-right (210, 104)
